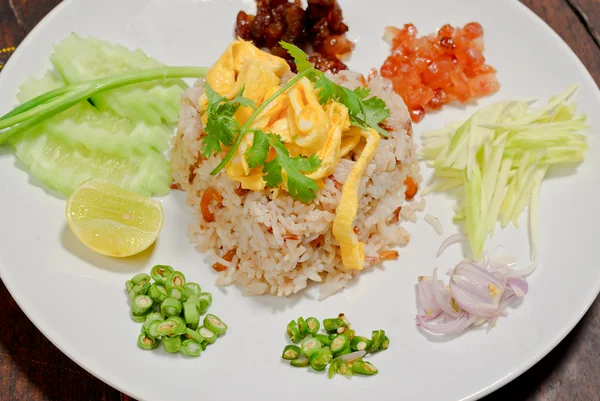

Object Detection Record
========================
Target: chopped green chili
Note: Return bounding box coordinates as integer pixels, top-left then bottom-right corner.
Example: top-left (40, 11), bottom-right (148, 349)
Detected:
top-left (282, 345), bottom-right (301, 360)
top-left (330, 334), bottom-right (350, 355)
top-left (138, 334), bottom-right (159, 350)
top-left (301, 337), bottom-right (322, 358)
top-left (161, 297), bottom-right (182, 317)
top-left (350, 336), bottom-right (372, 352)
top-left (380, 336), bottom-right (390, 351)
top-left (338, 361), bottom-right (354, 377)
top-left (351, 360), bottom-right (378, 375)
top-left (150, 265), bottom-right (173, 284)
top-left (290, 357), bottom-right (310, 367)
top-left (328, 358), bottom-right (342, 379)
top-left (297, 317), bottom-right (308, 337)
top-left (309, 347), bottom-right (333, 371)
top-left (305, 317), bottom-right (320, 335)
top-left (315, 334), bottom-right (331, 346)
top-left (162, 334), bottom-right (182, 353)
top-left (368, 330), bottom-right (386, 353)
top-left (323, 318), bottom-right (345, 333)
top-left (287, 320), bottom-right (302, 343)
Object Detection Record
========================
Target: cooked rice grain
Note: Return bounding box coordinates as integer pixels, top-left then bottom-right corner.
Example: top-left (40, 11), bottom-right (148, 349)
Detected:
top-left (170, 71), bottom-right (423, 298)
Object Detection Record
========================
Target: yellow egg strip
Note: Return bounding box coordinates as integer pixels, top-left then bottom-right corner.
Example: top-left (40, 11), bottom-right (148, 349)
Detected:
top-left (332, 128), bottom-right (380, 270)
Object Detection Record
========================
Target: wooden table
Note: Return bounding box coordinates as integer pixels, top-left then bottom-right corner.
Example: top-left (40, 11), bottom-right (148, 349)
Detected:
top-left (1, 0), bottom-right (599, 400)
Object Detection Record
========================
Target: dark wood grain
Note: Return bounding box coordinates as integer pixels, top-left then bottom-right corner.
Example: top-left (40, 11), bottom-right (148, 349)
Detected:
top-left (0, 0), bottom-right (599, 400)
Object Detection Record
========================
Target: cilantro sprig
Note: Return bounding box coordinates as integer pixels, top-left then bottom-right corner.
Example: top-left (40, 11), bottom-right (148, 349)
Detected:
top-left (246, 131), bottom-right (321, 202)
top-left (201, 84), bottom-right (256, 158)
top-left (200, 41), bottom-right (391, 202)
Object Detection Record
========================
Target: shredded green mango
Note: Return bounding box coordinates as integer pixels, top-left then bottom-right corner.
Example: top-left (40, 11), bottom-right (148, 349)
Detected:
top-left (421, 84), bottom-right (588, 260)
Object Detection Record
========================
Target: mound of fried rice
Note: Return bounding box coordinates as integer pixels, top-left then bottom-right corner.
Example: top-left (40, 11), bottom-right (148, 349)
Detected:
top-left (170, 71), bottom-right (423, 298)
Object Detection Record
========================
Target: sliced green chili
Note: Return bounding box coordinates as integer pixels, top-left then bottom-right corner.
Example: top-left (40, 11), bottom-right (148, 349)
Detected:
top-left (197, 292), bottom-right (212, 314)
top-left (165, 271), bottom-right (186, 291)
top-left (380, 336), bottom-right (390, 351)
top-left (131, 273), bottom-right (150, 285)
top-left (183, 301), bottom-right (200, 329)
top-left (297, 317), bottom-right (308, 337)
top-left (350, 336), bottom-right (372, 352)
top-left (309, 347), bottom-right (333, 371)
top-left (338, 361), bottom-right (354, 377)
top-left (328, 358), bottom-right (342, 379)
top-left (282, 345), bottom-right (301, 360)
top-left (305, 317), bottom-right (320, 335)
top-left (323, 318), bottom-right (345, 333)
top-left (148, 283), bottom-right (168, 303)
top-left (351, 360), bottom-right (378, 375)
top-left (329, 333), bottom-right (338, 341)
top-left (330, 334), bottom-right (349, 354)
top-left (315, 334), bottom-right (331, 346)
top-left (286, 320), bottom-right (302, 343)
top-left (150, 265), bottom-right (173, 284)
top-left (181, 339), bottom-right (202, 357)
top-left (138, 334), bottom-right (159, 350)
top-left (368, 330), bottom-right (386, 353)
top-left (204, 314), bottom-right (227, 335)
top-left (301, 337), bottom-right (322, 358)
top-left (162, 334), bottom-right (182, 353)
top-left (161, 297), bottom-right (182, 317)
top-left (184, 282), bottom-right (202, 297)
top-left (198, 326), bottom-right (217, 344)
top-left (290, 357), bottom-right (310, 367)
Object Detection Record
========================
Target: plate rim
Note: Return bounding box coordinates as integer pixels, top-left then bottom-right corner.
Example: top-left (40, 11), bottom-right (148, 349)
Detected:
top-left (0, 0), bottom-right (599, 400)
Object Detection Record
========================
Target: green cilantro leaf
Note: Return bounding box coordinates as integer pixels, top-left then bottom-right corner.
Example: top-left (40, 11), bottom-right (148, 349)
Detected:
top-left (279, 41), bottom-right (313, 74)
top-left (245, 130), bottom-right (270, 168)
top-left (201, 83), bottom-right (255, 157)
top-left (245, 131), bottom-right (321, 202)
top-left (362, 96), bottom-right (391, 136)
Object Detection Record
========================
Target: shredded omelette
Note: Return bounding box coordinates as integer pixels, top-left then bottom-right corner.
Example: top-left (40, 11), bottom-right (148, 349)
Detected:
top-left (200, 40), bottom-right (381, 271)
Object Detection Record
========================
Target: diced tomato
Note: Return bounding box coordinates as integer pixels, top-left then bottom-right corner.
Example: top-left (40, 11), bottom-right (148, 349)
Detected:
top-left (380, 22), bottom-right (499, 122)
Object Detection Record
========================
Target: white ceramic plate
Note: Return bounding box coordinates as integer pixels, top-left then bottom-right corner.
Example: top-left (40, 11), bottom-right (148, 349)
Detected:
top-left (0, 0), bottom-right (598, 400)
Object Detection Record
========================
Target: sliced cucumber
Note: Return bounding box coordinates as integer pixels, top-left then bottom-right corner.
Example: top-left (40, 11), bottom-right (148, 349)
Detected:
top-left (13, 131), bottom-right (171, 197)
top-left (16, 73), bottom-right (171, 156)
top-left (10, 73), bottom-right (172, 197)
top-left (51, 33), bottom-right (186, 126)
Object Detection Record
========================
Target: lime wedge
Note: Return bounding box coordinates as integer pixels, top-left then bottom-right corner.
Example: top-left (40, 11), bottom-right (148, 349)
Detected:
top-left (66, 179), bottom-right (164, 257)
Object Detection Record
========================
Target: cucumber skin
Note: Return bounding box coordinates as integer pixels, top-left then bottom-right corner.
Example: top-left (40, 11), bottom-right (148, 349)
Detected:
top-left (51, 33), bottom-right (186, 127)
top-left (11, 72), bottom-right (172, 197)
